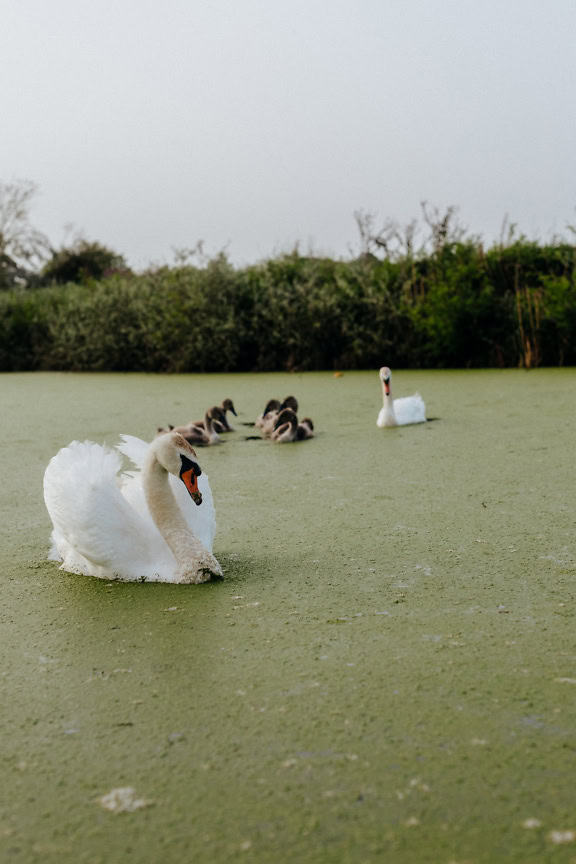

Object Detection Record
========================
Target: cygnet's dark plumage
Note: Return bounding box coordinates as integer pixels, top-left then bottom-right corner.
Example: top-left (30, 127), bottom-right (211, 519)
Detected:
top-left (271, 408), bottom-right (298, 443)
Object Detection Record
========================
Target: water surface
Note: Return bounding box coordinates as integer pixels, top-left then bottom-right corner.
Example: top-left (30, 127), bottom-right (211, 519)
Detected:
top-left (1, 370), bottom-right (575, 863)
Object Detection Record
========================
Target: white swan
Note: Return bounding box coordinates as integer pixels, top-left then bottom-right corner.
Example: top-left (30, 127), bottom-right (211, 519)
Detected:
top-left (43, 432), bottom-right (222, 583)
top-left (377, 366), bottom-right (426, 427)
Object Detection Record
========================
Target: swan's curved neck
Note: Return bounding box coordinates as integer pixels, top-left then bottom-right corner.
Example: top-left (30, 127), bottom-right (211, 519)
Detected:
top-left (381, 381), bottom-right (397, 425)
top-left (143, 452), bottom-right (205, 572)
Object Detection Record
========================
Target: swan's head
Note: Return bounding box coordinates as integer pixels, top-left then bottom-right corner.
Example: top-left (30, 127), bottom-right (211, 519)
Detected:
top-left (153, 432), bottom-right (203, 506)
top-left (379, 366), bottom-right (392, 395)
top-left (301, 417), bottom-right (314, 431)
top-left (280, 395), bottom-right (298, 413)
top-left (222, 398), bottom-right (237, 416)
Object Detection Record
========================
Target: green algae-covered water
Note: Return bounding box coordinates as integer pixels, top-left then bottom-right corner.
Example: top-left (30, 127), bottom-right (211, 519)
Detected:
top-left (1, 370), bottom-right (575, 864)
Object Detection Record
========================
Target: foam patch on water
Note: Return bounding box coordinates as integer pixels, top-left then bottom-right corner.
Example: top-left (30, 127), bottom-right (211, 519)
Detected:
top-left (98, 787), bottom-right (153, 813)
top-left (548, 830), bottom-right (575, 844)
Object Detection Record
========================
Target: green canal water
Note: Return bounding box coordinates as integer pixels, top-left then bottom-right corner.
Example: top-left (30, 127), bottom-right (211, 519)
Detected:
top-left (1, 370), bottom-right (575, 863)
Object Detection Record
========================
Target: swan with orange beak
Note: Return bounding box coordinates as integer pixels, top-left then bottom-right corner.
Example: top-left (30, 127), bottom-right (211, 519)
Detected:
top-left (44, 432), bottom-right (222, 583)
top-left (377, 367), bottom-right (426, 427)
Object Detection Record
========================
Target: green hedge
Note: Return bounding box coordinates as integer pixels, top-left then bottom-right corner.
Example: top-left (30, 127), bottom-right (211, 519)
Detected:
top-left (1, 242), bottom-right (575, 371)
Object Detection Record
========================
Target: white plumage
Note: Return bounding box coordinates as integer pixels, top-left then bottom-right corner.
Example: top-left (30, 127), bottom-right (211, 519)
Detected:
top-left (116, 435), bottom-right (216, 554)
top-left (44, 433), bottom-right (220, 583)
top-left (376, 366), bottom-right (426, 427)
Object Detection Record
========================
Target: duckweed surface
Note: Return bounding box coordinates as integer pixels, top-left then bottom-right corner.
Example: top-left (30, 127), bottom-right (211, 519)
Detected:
top-left (1, 370), bottom-right (575, 864)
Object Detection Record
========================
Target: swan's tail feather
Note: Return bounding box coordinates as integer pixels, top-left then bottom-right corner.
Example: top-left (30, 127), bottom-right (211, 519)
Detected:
top-left (394, 394), bottom-right (427, 426)
top-left (44, 441), bottom-right (124, 511)
top-left (48, 531), bottom-right (63, 562)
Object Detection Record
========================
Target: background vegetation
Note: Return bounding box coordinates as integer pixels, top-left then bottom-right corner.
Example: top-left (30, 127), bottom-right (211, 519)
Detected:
top-left (1, 183), bottom-right (575, 372)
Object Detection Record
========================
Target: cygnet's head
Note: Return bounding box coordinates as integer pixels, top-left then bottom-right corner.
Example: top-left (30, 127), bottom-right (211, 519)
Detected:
top-left (152, 432), bottom-right (203, 506)
top-left (222, 398), bottom-right (237, 416)
top-left (280, 395), bottom-right (298, 413)
top-left (379, 366), bottom-right (392, 395)
top-left (263, 398), bottom-right (281, 416)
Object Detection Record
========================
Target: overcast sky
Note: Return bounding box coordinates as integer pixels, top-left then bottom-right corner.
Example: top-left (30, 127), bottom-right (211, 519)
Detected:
top-left (1, 0), bottom-right (575, 267)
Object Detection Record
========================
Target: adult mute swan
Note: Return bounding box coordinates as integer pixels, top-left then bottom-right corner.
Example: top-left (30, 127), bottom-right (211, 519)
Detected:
top-left (43, 432), bottom-right (222, 583)
top-left (377, 366), bottom-right (426, 427)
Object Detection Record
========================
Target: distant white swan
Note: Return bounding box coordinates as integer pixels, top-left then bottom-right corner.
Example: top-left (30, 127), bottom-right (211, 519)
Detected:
top-left (377, 366), bottom-right (426, 427)
top-left (43, 432), bottom-right (222, 583)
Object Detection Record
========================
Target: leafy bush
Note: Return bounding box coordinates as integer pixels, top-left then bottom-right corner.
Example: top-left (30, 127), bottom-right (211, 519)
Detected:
top-left (0, 285), bottom-right (61, 370)
top-left (1, 236), bottom-right (575, 372)
top-left (42, 240), bottom-right (128, 285)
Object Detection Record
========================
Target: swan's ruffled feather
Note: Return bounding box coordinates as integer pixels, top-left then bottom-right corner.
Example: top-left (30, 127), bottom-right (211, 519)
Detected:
top-left (44, 440), bottom-right (165, 580)
top-left (116, 434), bottom-right (149, 469)
top-left (393, 394), bottom-right (426, 425)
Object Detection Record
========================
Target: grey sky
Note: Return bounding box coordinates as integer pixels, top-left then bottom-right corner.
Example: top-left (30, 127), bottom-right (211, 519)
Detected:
top-left (1, 0), bottom-right (575, 268)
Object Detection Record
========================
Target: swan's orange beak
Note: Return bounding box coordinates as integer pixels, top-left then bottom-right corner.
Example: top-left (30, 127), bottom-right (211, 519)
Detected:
top-left (179, 454), bottom-right (203, 505)
top-left (181, 468), bottom-right (202, 505)
top-left (384, 380), bottom-right (390, 396)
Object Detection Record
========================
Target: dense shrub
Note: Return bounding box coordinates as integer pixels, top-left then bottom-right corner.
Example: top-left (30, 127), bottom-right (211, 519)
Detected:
top-left (1, 238), bottom-right (575, 372)
top-left (41, 240), bottom-right (128, 285)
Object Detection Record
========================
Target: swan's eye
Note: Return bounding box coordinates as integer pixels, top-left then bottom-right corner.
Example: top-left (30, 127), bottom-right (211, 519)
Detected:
top-left (180, 454), bottom-right (201, 477)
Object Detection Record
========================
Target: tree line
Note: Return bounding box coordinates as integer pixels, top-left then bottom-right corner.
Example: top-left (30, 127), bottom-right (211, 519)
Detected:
top-left (1, 182), bottom-right (575, 371)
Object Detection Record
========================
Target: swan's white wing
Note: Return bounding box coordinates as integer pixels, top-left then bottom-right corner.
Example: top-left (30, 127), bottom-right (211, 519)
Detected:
top-left (43, 441), bottom-right (165, 580)
top-left (116, 434), bottom-right (149, 469)
top-left (394, 394), bottom-right (426, 426)
top-left (116, 435), bottom-right (216, 553)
